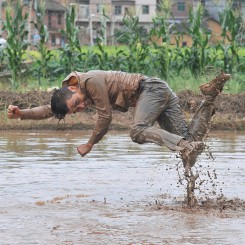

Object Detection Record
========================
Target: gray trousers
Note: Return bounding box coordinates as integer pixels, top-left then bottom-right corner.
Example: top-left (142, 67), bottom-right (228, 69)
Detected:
top-left (130, 77), bottom-right (215, 151)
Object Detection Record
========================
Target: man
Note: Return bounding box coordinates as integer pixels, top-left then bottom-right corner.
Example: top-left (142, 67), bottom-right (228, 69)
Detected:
top-left (7, 70), bottom-right (230, 168)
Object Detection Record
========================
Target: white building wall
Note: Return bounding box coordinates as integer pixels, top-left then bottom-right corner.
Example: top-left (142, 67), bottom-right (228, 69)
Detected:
top-left (135, 0), bottom-right (156, 23)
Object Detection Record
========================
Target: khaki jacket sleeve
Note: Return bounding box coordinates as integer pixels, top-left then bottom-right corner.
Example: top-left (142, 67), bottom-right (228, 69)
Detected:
top-left (21, 105), bottom-right (54, 120)
top-left (85, 77), bottom-right (112, 145)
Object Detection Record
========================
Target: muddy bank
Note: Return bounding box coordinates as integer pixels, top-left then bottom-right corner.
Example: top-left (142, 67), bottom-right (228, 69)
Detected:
top-left (0, 90), bottom-right (245, 130)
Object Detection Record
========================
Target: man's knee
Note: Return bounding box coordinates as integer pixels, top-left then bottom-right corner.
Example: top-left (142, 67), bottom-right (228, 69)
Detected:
top-left (130, 127), bottom-right (146, 144)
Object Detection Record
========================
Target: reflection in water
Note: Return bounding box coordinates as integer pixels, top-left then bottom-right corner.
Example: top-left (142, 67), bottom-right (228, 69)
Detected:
top-left (0, 130), bottom-right (244, 244)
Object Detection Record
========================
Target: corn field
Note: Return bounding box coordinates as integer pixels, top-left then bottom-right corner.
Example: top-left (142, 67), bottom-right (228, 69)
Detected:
top-left (0, 0), bottom-right (244, 92)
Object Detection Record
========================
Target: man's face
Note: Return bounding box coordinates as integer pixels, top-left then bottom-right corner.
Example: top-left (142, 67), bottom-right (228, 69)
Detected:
top-left (66, 87), bottom-right (90, 114)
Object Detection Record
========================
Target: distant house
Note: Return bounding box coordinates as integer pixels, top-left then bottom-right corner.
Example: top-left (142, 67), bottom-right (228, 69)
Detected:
top-left (168, 17), bottom-right (227, 47)
top-left (1, 0), bottom-right (243, 48)
top-left (57, 0), bottom-right (157, 45)
top-left (44, 0), bottom-right (67, 48)
top-left (205, 17), bottom-right (228, 45)
top-left (0, 0), bottom-right (67, 49)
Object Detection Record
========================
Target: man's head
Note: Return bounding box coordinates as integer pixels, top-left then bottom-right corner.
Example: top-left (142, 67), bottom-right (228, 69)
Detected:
top-left (51, 86), bottom-right (88, 119)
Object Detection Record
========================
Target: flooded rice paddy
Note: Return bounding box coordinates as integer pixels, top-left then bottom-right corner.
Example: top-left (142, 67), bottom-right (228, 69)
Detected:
top-left (0, 130), bottom-right (244, 244)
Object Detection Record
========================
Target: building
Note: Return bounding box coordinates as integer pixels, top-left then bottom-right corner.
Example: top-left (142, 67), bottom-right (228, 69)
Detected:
top-left (157, 0), bottom-right (244, 47)
top-left (0, 0), bottom-right (244, 47)
top-left (57, 0), bottom-right (157, 45)
top-left (193, 0), bottom-right (245, 21)
top-left (62, 0), bottom-right (244, 46)
top-left (45, 0), bottom-right (67, 48)
top-left (0, 0), bottom-right (67, 49)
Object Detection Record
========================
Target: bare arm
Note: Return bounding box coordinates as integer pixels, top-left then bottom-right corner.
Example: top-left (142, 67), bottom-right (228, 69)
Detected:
top-left (7, 105), bottom-right (54, 120)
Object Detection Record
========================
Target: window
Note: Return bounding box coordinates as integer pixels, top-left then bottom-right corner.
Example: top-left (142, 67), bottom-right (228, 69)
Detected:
top-left (52, 35), bottom-right (56, 46)
top-left (96, 4), bottom-right (101, 13)
top-left (22, 0), bottom-right (30, 6)
top-left (232, 2), bottom-right (240, 10)
top-left (182, 41), bottom-right (187, 47)
top-left (177, 2), bottom-right (185, 12)
top-left (58, 13), bottom-right (62, 25)
top-left (201, 0), bottom-right (206, 6)
top-left (142, 5), bottom-right (149, 14)
top-left (48, 15), bottom-right (51, 28)
top-left (56, 36), bottom-right (61, 45)
top-left (79, 4), bottom-right (89, 18)
top-left (115, 5), bottom-right (122, 15)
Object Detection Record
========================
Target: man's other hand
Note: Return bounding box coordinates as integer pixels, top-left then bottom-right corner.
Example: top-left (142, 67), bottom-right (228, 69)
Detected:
top-left (7, 105), bottom-right (22, 119)
top-left (77, 143), bottom-right (93, 157)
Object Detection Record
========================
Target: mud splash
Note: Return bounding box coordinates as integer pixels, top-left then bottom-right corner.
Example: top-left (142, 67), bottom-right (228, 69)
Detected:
top-left (169, 135), bottom-right (245, 214)
top-left (148, 161), bottom-right (245, 220)
top-left (180, 116), bottom-right (219, 208)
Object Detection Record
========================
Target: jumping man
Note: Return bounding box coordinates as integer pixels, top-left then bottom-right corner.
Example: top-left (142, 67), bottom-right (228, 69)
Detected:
top-left (7, 70), bottom-right (230, 168)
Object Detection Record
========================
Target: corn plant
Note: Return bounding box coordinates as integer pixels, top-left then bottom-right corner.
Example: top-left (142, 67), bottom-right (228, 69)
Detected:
top-left (31, 0), bottom-right (53, 87)
top-left (184, 4), bottom-right (213, 76)
top-left (3, 0), bottom-right (29, 88)
top-left (81, 48), bottom-right (98, 71)
top-left (0, 46), bottom-right (5, 65)
top-left (150, 0), bottom-right (173, 79)
top-left (218, 1), bottom-right (243, 73)
top-left (98, 6), bottom-right (109, 46)
top-left (59, 4), bottom-right (83, 74)
top-left (115, 14), bottom-right (150, 74)
top-left (168, 35), bottom-right (186, 75)
top-left (93, 42), bottom-right (111, 70)
top-left (109, 48), bottom-right (129, 71)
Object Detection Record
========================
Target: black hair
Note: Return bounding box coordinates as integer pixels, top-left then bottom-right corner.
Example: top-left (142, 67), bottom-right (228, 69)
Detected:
top-left (51, 87), bottom-right (75, 119)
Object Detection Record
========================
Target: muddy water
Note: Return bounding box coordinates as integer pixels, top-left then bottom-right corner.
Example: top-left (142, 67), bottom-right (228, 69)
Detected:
top-left (0, 130), bottom-right (244, 245)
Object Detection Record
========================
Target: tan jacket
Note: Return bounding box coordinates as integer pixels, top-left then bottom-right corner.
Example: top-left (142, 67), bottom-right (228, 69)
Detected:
top-left (21, 70), bottom-right (146, 145)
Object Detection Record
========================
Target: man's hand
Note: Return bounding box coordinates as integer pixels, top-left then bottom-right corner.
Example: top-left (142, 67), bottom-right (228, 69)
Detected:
top-left (77, 143), bottom-right (93, 157)
top-left (7, 105), bottom-right (22, 119)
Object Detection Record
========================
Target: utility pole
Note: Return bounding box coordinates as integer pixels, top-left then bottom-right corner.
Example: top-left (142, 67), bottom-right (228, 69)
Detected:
top-left (89, 14), bottom-right (94, 46)
top-left (27, 0), bottom-right (32, 50)
top-left (111, 16), bottom-right (115, 46)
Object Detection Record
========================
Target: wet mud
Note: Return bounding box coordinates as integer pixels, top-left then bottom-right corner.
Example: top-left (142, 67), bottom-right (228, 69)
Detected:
top-left (0, 90), bottom-right (245, 131)
top-left (165, 162), bottom-right (245, 215)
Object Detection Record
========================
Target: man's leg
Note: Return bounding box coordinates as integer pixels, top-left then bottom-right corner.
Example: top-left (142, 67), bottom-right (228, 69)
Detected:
top-left (156, 89), bottom-right (205, 167)
top-left (130, 78), bottom-right (184, 151)
top-left (156, 95), bottom-right (194, 141)
top-left (189, 72), bottom-right (231, 141)
top-left (130, 78), bottom-right (202, 154)
top-left (178, 72), bottom-right (231, 167)
top-left (188, 101), bottom-right (216, 141)
top-left (156, 72), bottom-right (231, 167)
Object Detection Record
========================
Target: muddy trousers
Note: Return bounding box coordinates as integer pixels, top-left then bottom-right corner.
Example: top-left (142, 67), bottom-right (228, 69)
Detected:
top-left (130, 78), bottom-right (216, 151)
top-left (189, 100), bottom-right (216, 141)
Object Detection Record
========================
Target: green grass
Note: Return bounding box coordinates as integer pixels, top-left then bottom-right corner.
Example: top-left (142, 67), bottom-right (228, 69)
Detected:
top-left (23, 45), bottom-right (245, 61)
top-left (0, 70), bottom-right (242, 94)
top-left (168, 71), bottom-right (244, 94)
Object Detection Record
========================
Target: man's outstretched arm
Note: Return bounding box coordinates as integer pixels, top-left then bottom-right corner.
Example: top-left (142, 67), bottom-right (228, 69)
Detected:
top-left (76, 77), bottom-right (112, 157)
top-left (7, 105), bottom-right (54, 120)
